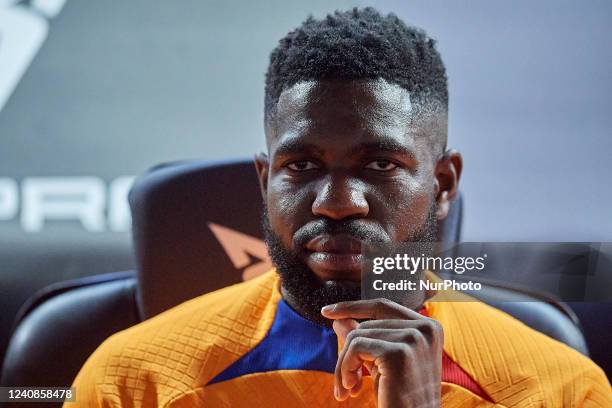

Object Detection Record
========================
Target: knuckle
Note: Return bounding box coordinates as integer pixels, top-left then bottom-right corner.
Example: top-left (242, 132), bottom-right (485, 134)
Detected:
top-left (403, 328), bottom-right (424, 344)
top-left (356, 320), bottom-right (370, 330)
top-left (350, 336), bottom-right (371, 353)
top-left (374, 298), bottom-right (395, 317)
top-left (387, 343), bottom-right (412, 362)
top-left (357, 319), bottom-right (381, 330)
top-left (346, 341), bottom-right (359, 356)
top-left (420, 318), bottom-right (443, 337)
top-left (345, 329), bottom-right (359, 344)
top-left (430, 318), bottom-right (443, 332)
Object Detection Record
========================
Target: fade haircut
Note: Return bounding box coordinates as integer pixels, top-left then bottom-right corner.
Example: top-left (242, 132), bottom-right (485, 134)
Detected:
top-left (264, 7), bottom-right (448, 124)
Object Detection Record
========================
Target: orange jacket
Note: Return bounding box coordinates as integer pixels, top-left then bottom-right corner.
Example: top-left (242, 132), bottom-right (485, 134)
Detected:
top-left (68, 270), bottom-right (611, 407)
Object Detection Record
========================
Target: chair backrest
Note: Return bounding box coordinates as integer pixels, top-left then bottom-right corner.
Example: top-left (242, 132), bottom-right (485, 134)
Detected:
top-left (1, 272), bottom-right (139, 390)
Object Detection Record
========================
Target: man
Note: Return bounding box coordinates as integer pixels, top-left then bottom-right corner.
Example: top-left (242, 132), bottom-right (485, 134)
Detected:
top-left (69, 8), bottom-right (611, 407)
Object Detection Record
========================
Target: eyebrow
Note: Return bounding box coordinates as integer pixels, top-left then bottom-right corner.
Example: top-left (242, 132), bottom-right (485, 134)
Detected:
top-left (272, 137), bottom-right (416, 160)
top-left (348, 140), bottom-right (415, 159)
top-left (272, 139), bottom-right (325, 157)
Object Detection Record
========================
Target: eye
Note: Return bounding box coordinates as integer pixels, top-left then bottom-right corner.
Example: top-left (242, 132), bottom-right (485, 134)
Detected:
top-left (287, 160), bottom-right (319, 171)
top-left (365, 159), bottom-right (398, 172)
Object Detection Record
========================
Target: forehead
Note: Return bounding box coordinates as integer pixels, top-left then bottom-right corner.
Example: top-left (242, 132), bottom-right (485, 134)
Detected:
top-left (268, 79), bottom-right (424, 155)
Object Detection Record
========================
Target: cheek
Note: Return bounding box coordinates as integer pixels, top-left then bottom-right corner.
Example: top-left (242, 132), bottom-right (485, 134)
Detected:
top-left (372, 175), bottom-right (434, 240)
top-left (266, 180), bottom-right (313, 245)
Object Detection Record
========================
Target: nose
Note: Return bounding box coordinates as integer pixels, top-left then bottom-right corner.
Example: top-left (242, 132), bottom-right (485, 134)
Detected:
top-left (312, 176), bottom-right (369, 220)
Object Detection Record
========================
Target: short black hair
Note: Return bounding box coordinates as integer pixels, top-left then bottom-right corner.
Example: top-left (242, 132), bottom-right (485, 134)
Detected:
top-left (265, 7), bottom-right (448, 122)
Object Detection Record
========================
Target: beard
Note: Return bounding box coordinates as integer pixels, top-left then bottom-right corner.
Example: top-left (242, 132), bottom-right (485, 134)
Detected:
top-left (262, 203), bottom-right (439, 327)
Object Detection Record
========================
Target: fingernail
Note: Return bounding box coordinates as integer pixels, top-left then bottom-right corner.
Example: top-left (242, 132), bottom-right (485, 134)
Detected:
top-left (334, 386), bottom-right (339, 399)
top-left (321, 304), bottom-right (336, 313)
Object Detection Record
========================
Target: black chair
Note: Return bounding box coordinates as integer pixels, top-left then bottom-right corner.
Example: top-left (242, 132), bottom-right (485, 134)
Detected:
top-left (0, 159), bottom-right (592, 404)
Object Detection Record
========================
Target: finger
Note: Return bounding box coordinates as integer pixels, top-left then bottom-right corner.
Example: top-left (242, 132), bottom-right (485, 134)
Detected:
top-left (332, 318), bottom-right (359, 399)
top-left (346, 328), bottom-right (424, 346)
top-left (322, 298), bottom-right (426, 321)
top-left (357, 318), bottom-right (441, 338)
top-left (341, 337), bottom-right (393, 391)
top-left (372, 364), bottom-right (381, 396)
top-left (332, 318), bottom-right (358, 341)
top-left (337, 330), bottom-right (397, 398)
top-left (357, 319), bottom-right (416, 330)
top-left (338, 328), bottom-right (422, 390)
top-left (334, 322), bottom-right (364, 401)
top-left (338, 337), bottom-right (388, 394)
top-left (349, 368), bottom-right (363, 397)
top-left (332, 319), bottom-right (359, 401)
top-left (334, 322), bottom-right (423, 398)
top-left (334, 327), bottom-right (353, 401)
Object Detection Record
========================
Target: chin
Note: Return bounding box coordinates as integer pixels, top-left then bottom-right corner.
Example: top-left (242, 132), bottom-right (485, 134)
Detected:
top-left (311, 269), bottom-right (362, 285)
top-left (321, 277), bottom-right (361, 289)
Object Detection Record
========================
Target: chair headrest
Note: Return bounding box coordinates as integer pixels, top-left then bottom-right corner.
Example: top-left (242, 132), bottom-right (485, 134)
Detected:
top-left (129, 159), bottom-right (463, 318)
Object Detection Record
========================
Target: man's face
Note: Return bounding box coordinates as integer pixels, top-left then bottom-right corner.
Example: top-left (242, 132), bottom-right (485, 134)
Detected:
top-left (256, 78), bottom-right (453, 325)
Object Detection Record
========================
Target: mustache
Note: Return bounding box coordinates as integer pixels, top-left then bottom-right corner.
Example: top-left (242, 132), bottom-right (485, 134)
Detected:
top-left (293, 218), bottom-right (389, 248)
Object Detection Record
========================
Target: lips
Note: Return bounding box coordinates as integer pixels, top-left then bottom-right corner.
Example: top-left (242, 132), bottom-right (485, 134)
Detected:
top-left (304, 234), bottom-right (363, 279)
top-left (305, 234), bottom-right (362, 253)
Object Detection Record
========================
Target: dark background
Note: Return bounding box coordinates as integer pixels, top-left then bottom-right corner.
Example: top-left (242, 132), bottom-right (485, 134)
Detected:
top-left (1, 0), bottom-right (610, 369)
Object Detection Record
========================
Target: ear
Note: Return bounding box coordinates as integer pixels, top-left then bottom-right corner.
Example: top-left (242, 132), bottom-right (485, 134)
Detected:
top-left (253, 152), bottom-right (269, 200)
top-left (433, 149), bottom-right (463, 221)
